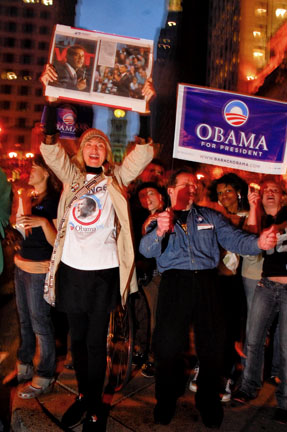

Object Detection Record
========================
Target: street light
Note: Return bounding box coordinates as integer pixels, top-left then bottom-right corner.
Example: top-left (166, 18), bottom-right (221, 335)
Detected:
top-left (25, 152), bottom-right (34, 159)
top-left (8, 152), bottom-right (18, 158)
top-left (114, 109), bottom-right (126, 118)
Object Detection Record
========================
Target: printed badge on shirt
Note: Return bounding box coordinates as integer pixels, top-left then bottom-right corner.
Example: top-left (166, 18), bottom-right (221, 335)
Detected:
top-left (68, 181), bottom-right (107, 233)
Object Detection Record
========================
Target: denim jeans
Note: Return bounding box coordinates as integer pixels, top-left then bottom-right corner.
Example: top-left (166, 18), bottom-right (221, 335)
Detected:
top-left (242, 276), bottom-right (280, 376)
top-left (241, 277), bottom-right (287, 409)
top-left (15, 266), bottom-right (55, 378)
top-left (242, 277), bottom-right (258, 337)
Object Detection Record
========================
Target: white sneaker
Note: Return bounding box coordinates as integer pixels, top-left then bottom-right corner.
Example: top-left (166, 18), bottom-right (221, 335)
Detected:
top-left (189, 365), bottom-right (199, 393)
top-left (221, 378), bottom-right (233, 403)
top-left (18, 376), bottom-right (54, 399)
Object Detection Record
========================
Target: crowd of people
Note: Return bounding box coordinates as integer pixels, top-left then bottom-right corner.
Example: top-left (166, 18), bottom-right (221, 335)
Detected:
top-left (94, 46), bottom-right (149, 98)
top-left (0, 62), bottom-right (287, 432)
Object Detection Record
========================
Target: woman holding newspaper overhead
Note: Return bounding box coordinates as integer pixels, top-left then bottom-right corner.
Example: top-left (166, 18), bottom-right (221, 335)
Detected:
top-left (40, 64), bottom-right (155, 432)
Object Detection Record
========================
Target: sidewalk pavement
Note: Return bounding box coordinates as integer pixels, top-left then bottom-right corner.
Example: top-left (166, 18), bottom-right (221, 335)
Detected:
top-left (10, 364), bottom-right (287, 432)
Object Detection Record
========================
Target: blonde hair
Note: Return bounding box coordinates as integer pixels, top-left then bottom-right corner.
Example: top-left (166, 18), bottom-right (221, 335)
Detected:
top-left (73, 128), bottom-right (114, 173)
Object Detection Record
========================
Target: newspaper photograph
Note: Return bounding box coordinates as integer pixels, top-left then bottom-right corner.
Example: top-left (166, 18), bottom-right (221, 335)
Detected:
top-left (45, 25), bottom-right (154, 113)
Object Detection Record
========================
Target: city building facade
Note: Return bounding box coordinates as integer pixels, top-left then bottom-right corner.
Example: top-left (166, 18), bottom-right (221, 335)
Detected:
top-left (0, 0), bottom-right (77, 155)
top-left (207, 0), bottom-right (287, 95)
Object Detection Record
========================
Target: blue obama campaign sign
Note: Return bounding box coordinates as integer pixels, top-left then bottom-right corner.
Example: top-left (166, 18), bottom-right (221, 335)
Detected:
top-left (173, 85), bottom-right (287, 174)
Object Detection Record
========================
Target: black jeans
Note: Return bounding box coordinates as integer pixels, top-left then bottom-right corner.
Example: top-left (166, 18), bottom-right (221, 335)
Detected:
top-left (153, 269), bottom-right (226, 410)
top-left (63, 266), bottom-right (119, 416)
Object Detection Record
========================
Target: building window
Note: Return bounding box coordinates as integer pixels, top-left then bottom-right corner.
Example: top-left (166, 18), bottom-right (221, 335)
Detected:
top-left (3, 37), bottom-right (16, 47)
top-left (22, 7), bottom-right (35, 18)
top-left (22, 0), bottom-right (53, 3)
top-left (17, 118), bottom-right (26, 128)
top-left (40, 10), bottom-right (51, 19)
top-left (38, 41), bottom-right (48, 50)
top-left (5, 71), bottom-right (18, 80)
top-left (0, 101), bottom-right (11, 110)
top-left (17, 101), bottom-right (28, 111)
top-left (35, 88), bottom-right (42, 96)
top-left (2, 53), bottom-right (15, 63)
top-left (21, 54), bottom-right (32, 65)
top-left (1, 85), bottom-right (12, 94)
top-left (1, 117), bottom-right (9, 126)
top-left (21, 70), bottom-right (33, 80)
top-left (21, 39), bottom-right (34, 49)
top-left (5, 22), bottom-right (17, 32)
top-left (37, 57), bottom-right (46, 66)
top-left (34, 104), bottom-right (43, 112)
top-left (22, 23), bottom-right (34, 33)
top-left (39, 26), bottom-right (49, 35)
top-left (17, 135), bottom-right (25, 144)
top-left (19, 86), bottom-right (30, 96)
top-left (6, 6), bottom-right (18, 16)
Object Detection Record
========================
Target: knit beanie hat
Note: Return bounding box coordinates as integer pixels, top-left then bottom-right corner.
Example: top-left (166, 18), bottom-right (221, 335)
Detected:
top-left (79, 128), bottom-right (113, 164)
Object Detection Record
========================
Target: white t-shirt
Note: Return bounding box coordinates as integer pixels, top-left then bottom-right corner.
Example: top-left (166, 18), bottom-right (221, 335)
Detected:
top-left (61, 176), bottom-right (119, 270)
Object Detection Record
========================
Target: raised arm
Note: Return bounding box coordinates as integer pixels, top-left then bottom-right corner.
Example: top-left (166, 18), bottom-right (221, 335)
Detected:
top-left (243, 186), bottom-right (262, 233)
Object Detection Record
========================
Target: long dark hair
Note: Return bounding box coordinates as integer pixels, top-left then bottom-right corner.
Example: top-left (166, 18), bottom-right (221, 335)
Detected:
top-left (33, 154), bottom-right (62, 197)
top-left (209, 173), bottom-right (249, 211)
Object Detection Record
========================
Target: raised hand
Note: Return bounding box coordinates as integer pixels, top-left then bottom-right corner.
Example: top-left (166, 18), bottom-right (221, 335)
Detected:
top-left (257, 225), bottom-right (278, 250)
top-left (142, 77), bottom-right (156, 103)
top-left (156, 208), bottom-right (174, 237)
top-left (40, 64), bottom-right (59, 103)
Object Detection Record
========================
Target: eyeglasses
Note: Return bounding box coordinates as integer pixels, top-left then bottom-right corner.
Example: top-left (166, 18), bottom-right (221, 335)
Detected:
top-left (262, 188), bottom-right (281, 194)
top-left (174, 183), bottom-right (197, 190)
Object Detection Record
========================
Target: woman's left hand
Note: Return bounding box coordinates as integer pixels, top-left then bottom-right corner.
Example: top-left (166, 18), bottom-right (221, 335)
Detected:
top-left (16, 215), bottom-right (46, 229)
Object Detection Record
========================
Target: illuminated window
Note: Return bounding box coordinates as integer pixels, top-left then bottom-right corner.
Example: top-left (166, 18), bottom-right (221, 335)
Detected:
top-left (276, 8), bottom-right (287, 18)
top-left (246, 75), bottom-right (256, 80)
top-left (253, 30), bottom-right (261, 37)
top-left (253, 50), bottom-right (264, 58)
top-left (22, 0), bottom-right (53, 4)
top-left (7, 72), bottom-right (17, 80)
top-left (21, 70), bottom-right (33, 80)
top-left (255, 8), bottom-right (267, 16)
top-left (168, 21), bottom-right (176, 26)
